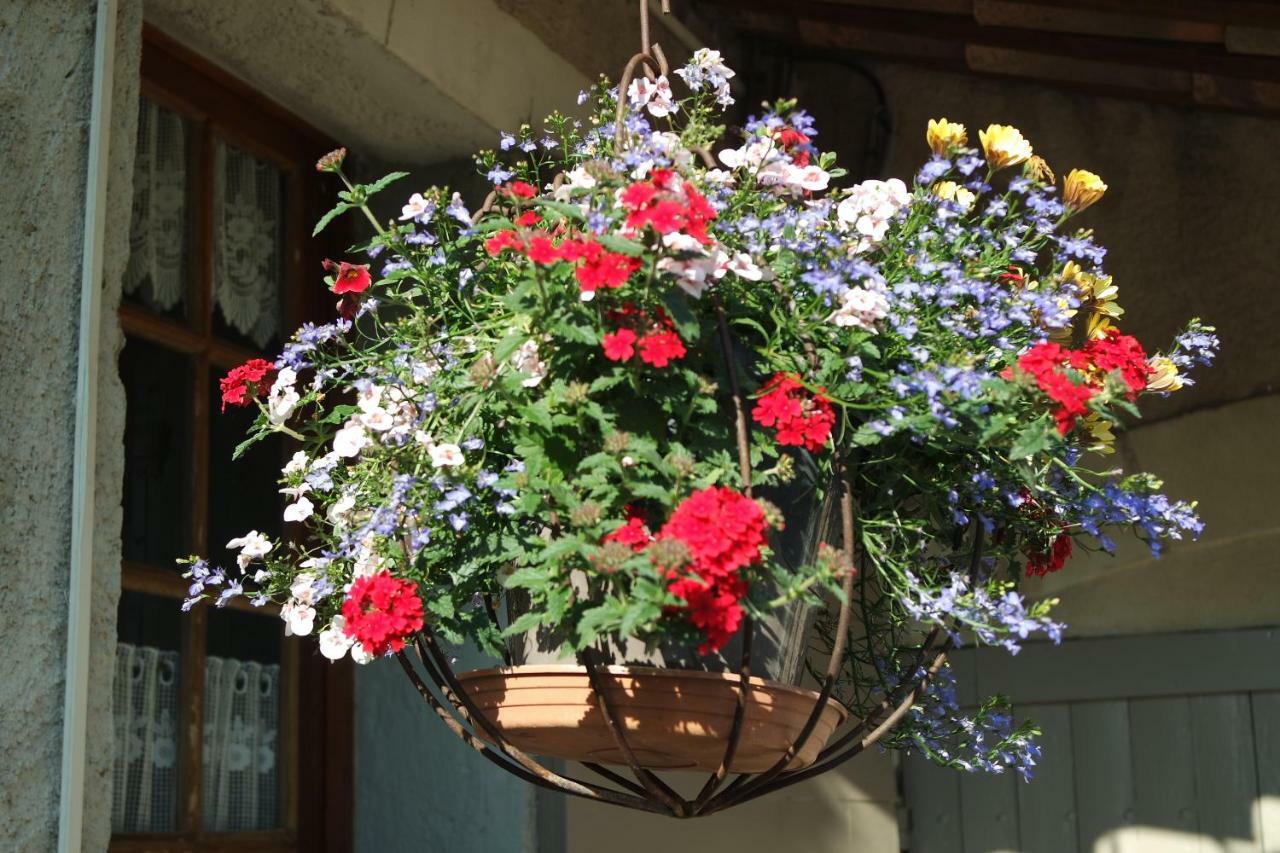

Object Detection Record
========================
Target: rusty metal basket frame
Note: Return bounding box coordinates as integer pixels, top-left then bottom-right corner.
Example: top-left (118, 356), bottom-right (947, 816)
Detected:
top-left (393, 0), bottom-right (956, 818)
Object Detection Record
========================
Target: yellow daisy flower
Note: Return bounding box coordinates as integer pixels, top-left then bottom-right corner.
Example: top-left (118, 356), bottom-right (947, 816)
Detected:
top-left (1145, 356), bottom-right (1184, 393)
top-left (978, 124), bottom-right (1033, 170)
top-left (1083, 414), bottom-right (1116, 455)
top-left (1063, 169), bottom-right (1107, 212)
top-left (926, 118), bottom-right (968, 155)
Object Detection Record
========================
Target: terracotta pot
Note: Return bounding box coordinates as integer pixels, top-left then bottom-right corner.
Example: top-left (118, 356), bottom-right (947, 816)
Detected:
top-left (456, 665), bottom-right (847, 773)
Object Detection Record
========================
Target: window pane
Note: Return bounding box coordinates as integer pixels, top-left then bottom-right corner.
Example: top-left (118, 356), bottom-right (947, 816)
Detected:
top-left (121, 337), bottom-right (192, 566)
top-left (124, 97), bottom-right (192, 319)
top-left (113, 590), bottom-right (183, 834)
top-left (212, 140), bottom-right (285, 350)
top-left (208, 380), bottom-right (284, 561)
top-left (203, 607), bottom-right (283, 831)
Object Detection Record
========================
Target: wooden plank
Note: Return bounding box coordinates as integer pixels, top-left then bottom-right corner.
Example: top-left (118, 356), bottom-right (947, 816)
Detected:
top-left (1015, 703), bottom-right (1077, 853)
top-left (966, 44), bottom-right (1193, 96)
top-left (1129, 696), bottom-right (1202, 852)
top-left (973, 629), bottom-right (1280, 704)
top-left (1190, 694), bottom-right (1261, 850)
top-left (960, 764), bottom-right (1021, 852)
top-left (975, 0), bottom-right (1224, 43)
top-left (1250, 692), bottom-right (1280, 852)
top-left (1071, 700), bottom-right (1135, 851)
top-left (904, 751), bottom-right (965, 853)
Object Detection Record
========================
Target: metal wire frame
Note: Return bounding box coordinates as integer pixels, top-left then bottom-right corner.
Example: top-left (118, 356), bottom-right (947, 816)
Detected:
top-left (390, 0), bottom-right (961, 818)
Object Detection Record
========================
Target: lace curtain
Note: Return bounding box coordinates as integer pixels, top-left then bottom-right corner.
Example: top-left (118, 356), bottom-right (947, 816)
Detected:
top-left (213, 141), bottom-right (282, 348)
top-left (203, 654), bottom-right (280, 831)
top-left (112, 643), bottom-right (180, 833)
top-left (111, 644), bottom-right (280, 834)
top-left (125, 99), bottom-right (188, 312)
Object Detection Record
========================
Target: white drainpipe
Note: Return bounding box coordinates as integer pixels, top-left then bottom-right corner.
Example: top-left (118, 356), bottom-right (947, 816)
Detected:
top-left (59, 0), bottom-right (117, 849)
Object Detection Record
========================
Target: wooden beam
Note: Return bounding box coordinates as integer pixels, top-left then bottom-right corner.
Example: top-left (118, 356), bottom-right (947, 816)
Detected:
top-left (699, 0), bottom-right (1280, 81)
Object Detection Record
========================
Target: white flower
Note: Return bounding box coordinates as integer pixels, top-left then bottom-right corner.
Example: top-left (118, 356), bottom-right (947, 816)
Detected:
top-left (413, 429), bottom-right (433, 446)
top-left (290, 572), bottom-right (318, 604)
top-left (400, 192), bottom-right (432, 222)
top-left (283, 451), bottom-right (309, 476)
top-left (430, 443), bottom-right (465, 468)
top-left (327, 492), bottom-right (356, 524)
top-left (657, 248), bottom-right (728, 299)
top-left (703, 168), bottom-right (735, 186)
top-left (319, 617), bottom-right (355, 661)
top-left (718, 139), bottom-right (780, 172)
top-left (350, 642), bottom-right (375, 665)
top-left (726, 252), bottom-right (763, 281)
top-left (281, 601), bottom-right (315, 637)
top-left (628, 75), bottom-right (677, 118)
top-left (836, 179), bottom-right (910, 251)
top-left (333, 420), bottom-right (370, 458)
top-left (787, 164), bottom-right (830, 193)
top-left (511, 340), bottom-right (547, 388)
top-left (267, 388), bottom-right (300, 425)
top-left (283, 496), bottom-right (314, 523)
top-left (359, 407), bottom-right (395, 432)
top-left (827, 285), bottom-right (891, 332)
top-left (356, 384), bottom-right (384, 414)
top-left (226, 531), bottom-right (272, 570)
top-left (621, 456), bottom-right (636, 468)
top-left (662, 231), bottom-right (704, 253)
top-left (352, 539), bottom-right (386, 578)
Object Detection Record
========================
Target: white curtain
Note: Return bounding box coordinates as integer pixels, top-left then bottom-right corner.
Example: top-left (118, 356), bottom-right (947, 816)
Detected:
top-left (112, 643), bottom-right (180, 834)
top-left (213, 141), bottom-right (282, 348)
top-left (203, 654), bottom-right (280, 831)
top-left (124, 98), bottom-right (188, 311)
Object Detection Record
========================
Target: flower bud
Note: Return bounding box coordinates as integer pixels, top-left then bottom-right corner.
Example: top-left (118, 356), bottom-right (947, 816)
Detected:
top-left (603, 431), bottom-right (632, 454)
top-left (569, 502), bottom-right (603, 528)
top-left (1024, 155), bottom-right (1054, 185)
top-left (316, 147), bottom-right (347, 173)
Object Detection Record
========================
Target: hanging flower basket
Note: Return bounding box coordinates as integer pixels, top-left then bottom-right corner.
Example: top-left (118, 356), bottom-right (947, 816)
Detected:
top-left (457, 665), bottom-right (845, 773)
top-left (180, 0), bottom-right (1218, 820)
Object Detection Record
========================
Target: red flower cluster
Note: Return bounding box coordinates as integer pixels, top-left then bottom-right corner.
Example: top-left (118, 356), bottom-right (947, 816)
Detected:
top-left (657, 487), bottom-right (769, 653)
top-left (751, 373), bottom-right (836, 453)
top-left (618, 168), bottom-right (716, 244)
top-left (1013, 330), bottom-right (1152, 434)
top-left (777, 127), bottom-right (813, 167)
top-left (1025, 531), bottom-right (1073, 577)
top-left (603, 506), bottom-right (652, 553)
top-left (484, 230), bottom-right (641, 299)
top-left (502, 180), bottom-right (537, 199)
top-left (219, 359), bottom-right (276, 412)
top-left (1073, 329), bottom-right (1151, 398)
top-left (601, 305), bottom-right (686, 368)
top-left (341, 571), bottom-right (425, 656)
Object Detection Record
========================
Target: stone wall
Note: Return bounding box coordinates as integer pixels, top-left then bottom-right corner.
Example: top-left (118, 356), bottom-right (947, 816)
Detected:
top-left (0, 1), bottom-right (139, 850)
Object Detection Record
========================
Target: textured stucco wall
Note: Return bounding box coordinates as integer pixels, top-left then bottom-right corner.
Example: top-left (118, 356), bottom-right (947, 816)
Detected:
top-left (0, 1), bottom-right (138, 851)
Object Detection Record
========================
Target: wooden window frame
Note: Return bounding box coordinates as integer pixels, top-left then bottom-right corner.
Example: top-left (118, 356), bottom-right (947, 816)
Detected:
top-left (113, 26), bottom-right (352, 853)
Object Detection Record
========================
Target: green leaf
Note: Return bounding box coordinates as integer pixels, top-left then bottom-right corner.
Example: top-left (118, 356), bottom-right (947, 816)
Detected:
top-left (596, 233), bottom-right (645, 256)
top-left (662, 291), bottom-right (701, 341)
top-left (313, 202), bottom-right (354, 236)
top-left (534, 198), bottom-right (587, 222)
top-left (503, 610), bottom-right (544, 637)
top-left (361, 171), bottom-right (409, 196)
top-left (1009, 418), bottom-right (1057, 460)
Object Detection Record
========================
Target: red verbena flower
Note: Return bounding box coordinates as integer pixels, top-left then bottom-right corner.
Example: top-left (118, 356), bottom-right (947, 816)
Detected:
top-left (602, 328), bottom-right (637, 361)
top-left (326, 260), bottom-right (372, 295)
top-left (604, 515), bottom-right (652, 552)
top-left (341, 571), bottom-right (425, 656)
top-left (485, 229), bottom-right (522, 256)
top-left (1025, 531), bottom-right (1074, 577)
top-left (637, 330), bottom-right (687, 368)
top-left (751, 373), bottom-right (835, 453)
top-left (219, 358), bottom-right (276, 412)
top-left (575, 243), bottom-right (641, 296)
top-left (525, 236), bottom-right (560, 265)
top-left (502, 180), bottom-right (537, 199)
top-left (1077, 329), bottom-right (1152, 398)
top-left (514, 211), bottom-right (540, 227)
top-left (667, 575), bottom-right (745, 654)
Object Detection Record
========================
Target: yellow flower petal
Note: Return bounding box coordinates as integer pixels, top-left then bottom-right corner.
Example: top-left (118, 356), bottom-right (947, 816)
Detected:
top-left (1064, 168), bottom-right (1107, 211)
top-left (978, 124), bottom-right (1033, 170)
top-left (927, 118), bottom-right (968, 155)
